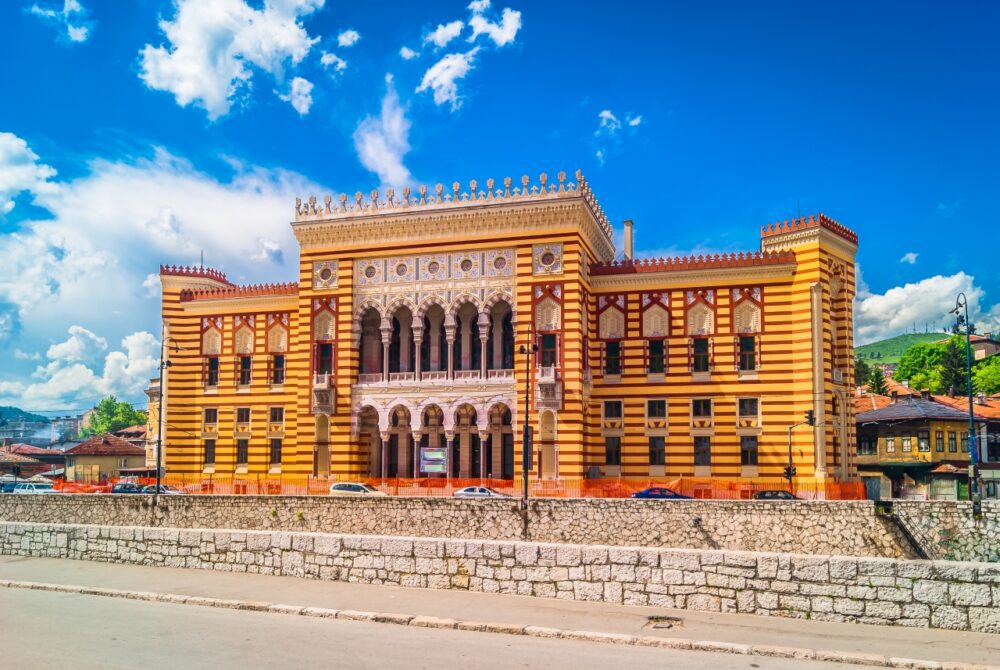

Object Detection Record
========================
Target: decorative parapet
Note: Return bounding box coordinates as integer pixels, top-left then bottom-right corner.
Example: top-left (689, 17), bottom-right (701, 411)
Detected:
top-left (159, 264), bottom-right (230, 284)
top-left (179, 282), bottom-right (299, 302)
top-left (590, 250), bottom-right (796, 276)
top-left (760, 213), bottom-right (858, 245)
top-left (293, 170), bottom-right (613, 242)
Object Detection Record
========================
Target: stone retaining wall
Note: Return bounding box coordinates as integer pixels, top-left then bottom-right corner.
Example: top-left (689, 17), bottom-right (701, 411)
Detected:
top-left (2, 521), bottom-right (998, 633)
top-left (1, 496), bottom-right (997, 561)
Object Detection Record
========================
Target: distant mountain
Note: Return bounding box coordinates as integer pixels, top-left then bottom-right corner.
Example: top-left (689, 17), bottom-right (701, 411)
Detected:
top-left (856, 333), bottom-right (948, 364)
top-left (0, 406), bottom-right (50, 425)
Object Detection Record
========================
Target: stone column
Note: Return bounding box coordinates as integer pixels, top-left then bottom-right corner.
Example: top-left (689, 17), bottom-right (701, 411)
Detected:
top-left (478, 312), bottom-right (490, 378)
top-left (380, 318), bottom-right (392, 383)
top-left (445, 430), bottom-right (456, 480)
top-left (379, 430), bottom-right (390, 479)
top-left (412, 322), bottom-right (423, 382)
top-left (479, 429), bottom-right (490, 479)
top-left (411, 430), bottom-right (422, 478)
top-left (445, 315), bottom-right (456, 379)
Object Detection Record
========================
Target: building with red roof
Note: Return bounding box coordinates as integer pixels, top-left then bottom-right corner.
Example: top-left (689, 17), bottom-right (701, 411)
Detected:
top-left (64, 434), bottom-right (146, 483)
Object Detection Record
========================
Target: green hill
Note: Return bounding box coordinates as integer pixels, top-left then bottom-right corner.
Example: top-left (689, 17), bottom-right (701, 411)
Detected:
top-left (0, 406), bottom-right (49, 425)
top-left (856, 333), bottom-right (948, 364)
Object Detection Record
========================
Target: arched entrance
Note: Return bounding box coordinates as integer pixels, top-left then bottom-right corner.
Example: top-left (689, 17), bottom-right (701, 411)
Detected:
top-left (418, 405), bottom-right (447, 477)
top-left (453, 404), bottom-right (479, 478)
top-left (487, 403), bottom-right (515, 479)
top-left (387, 405), bottom-right (413, 477)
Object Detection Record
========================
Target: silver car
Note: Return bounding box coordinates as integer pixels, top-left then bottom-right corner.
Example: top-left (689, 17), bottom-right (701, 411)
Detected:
top-left (12, 481), bottom-right (58, 495)
top-left (453, 486), bottom-right (509, 499)
top-left (329, 482), bottom-right (387, 496)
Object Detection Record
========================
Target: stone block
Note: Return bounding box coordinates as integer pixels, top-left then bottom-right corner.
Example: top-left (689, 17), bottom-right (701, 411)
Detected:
top-left (948, 583), bottom-right (992, 607)
top-left (930, 606), bottom-right (968, 630)
top-left (968, 606), bottom-right (1000, 634)
top-left (791, 557), bottom-right (829, 582)
top-left (864, 601), bottom-right (901, 619)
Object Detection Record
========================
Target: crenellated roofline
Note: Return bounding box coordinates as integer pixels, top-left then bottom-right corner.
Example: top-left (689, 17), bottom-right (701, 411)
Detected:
top-left (159, 264), bottom-right (231, 284)
top-left (591, 250), bottom-right (796, 276)
top-left (761, 213), bottom-right (858, 246)
top-left (179, 282), bottom-right (298, 302)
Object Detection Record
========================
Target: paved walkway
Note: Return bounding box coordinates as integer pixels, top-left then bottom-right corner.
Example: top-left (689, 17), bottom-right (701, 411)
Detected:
top-left (1, 555), bottom-right (997, 667)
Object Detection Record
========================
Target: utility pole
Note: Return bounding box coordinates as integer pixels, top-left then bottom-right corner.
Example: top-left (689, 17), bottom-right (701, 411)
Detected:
top-left (950, 293), bottom-right (979, 513)
top-left (518, 335), bottom-right (537, 510)
top-left (785, 410), bottom-right (815, 494)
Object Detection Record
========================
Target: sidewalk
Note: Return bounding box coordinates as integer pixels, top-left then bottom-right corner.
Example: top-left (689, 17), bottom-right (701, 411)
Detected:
top-left (1, 555), bottom-right (997, 667)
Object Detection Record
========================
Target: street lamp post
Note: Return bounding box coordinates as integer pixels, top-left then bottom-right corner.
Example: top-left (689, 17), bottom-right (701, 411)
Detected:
top-left (950, 293), bottom-right (979, 506)
top-left (154, 356), bottom-right (171, 507)
top-left (518, 337), bottom-right (537, 510)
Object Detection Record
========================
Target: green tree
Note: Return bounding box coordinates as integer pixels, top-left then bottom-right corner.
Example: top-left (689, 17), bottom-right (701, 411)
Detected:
top-left (855, 356), bottom-right (872, 385)
top-left (973, 356), bottom-right (1000, 395)
top-left (868, 367), bottom-right (888, 395)
top-left (80, 396), bottom-right (147, 437)
top-left (938, 336), bottom-right (969, 395)
top-left (895, 342), bottom-right (944, 382)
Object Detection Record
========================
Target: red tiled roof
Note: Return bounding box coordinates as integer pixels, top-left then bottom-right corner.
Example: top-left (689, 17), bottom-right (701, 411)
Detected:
top-left (114, 424), bottom-right (147, 437)
top-left (932, 394), bottom-right (1000, 420)
top-left (0, 451), bottom-right (42, 465)
top-left (66, 434), bottom-right (146, 456)
top-left (854, 394), bottom-right (893, 415)
top-left (1, 443), bottom-right (53, 455)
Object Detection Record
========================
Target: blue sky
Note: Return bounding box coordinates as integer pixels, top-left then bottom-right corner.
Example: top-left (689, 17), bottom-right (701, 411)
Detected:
top-left (0, 0), bottom-right (998, 411)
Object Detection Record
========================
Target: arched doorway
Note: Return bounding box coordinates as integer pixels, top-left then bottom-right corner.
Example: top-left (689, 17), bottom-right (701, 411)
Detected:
top-left (453, 404), bottom-right (479, 478)
top-left (487, 403), bottom-right (514, 479)
top-left (358, 307), bottom-right (383, 379)
top-left (419, 405), bottom-right (447, 477)
top-left (387, 406), bottom-right (413, 477)
top-left (389, 305), bottom-right (415, 375)
top-left (420, 304), bottom-right (447, 376)
top-left (358, 406), bottom-right (381, 477)
top-left (486, 300), bottom-right (515, 371)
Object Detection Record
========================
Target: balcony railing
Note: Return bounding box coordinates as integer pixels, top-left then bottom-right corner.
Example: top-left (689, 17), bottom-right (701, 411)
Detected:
top-left (454, 369), bottom-right (481, 380)
top-left (422, 370), bottom-right (448, 381)
top-left (536, 365), bottom-right (558, 384)
top-left (389, 372), bottom-right (416, 382)
top-left (358, 373), bottom-right (383, 384)
top-left (313, 373), bottom-right (332, 387)
top-left (487, 368), bottom-right (514, 380)
top-left (353, 369), bottom-right (516, 385)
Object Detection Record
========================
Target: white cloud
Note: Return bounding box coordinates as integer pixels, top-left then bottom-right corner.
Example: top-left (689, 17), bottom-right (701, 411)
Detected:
top-left (399, 46), bottom-right (419, 60)
top-left (596, 109), bottom-right (621, 135)
top-left (337, 28), bottom-right (360, 47)
top-left (0, 131), bottom-right (58, 216)
top-left (416, 48), bottom-right (479, 110)
top-left (320, 51), bottom-right (347, 73)
top-left (353, 75), bottom-right (412, 188)
top-left (937, 200), bottom-right (961, 217)
top-left (138, 0), bottom-right (323, 120)
top-left (854, 271), bottom-right (1000, 344)
top-left (468, 0), bottom-right (490, 13)
top-left (46, 325), bottom-right (107, 363)
top-left (0, 141), bottom-right (323, 408)
top-left (628, 115), bottom-right (642, 127)
top-left (425, 20), bottom-right (464, 48)
top-left (595, 149), bottom-right (605, 166)
top-left (899, 252), bottom-right (918, 265)
top-left (468, 7), bottom-right (521, 47)
top-left (278, 76), bottom-right (313, 115)
top-left (28, 0), bottom-right (94, 43)
top-left (14, 349), bottom-right (40, 361)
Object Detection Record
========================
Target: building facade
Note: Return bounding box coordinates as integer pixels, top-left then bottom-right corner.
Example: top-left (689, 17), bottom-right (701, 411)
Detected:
top-left (159, 172), bottom-right (858, 482)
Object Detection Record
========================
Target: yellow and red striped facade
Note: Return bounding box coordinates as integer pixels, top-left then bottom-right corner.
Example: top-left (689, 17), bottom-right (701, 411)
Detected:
top-left (159, 172), bottom-right (858, 482)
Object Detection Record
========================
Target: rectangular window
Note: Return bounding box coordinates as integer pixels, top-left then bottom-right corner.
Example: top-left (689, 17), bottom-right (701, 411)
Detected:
top-left (206, 357), bottom-right (220, 386)
top-left (316, 343), bottom-right (333, 375)
top-left (238, 355), bottom-right (252, 385)
top-left (271, 355), bottom-right (286, 385)
top-left (603, 400), bottom-right (623, 419)
top-left (692, 337), bottom-right (710, 372)
top-left (738, 335), bottom-right (757, 371)
top-left (918, 431), bottom-right (930, 452)
top-left (935, 431), bottom-right (944, 452)
top-left (901, 432), bottom-right (912, 452)
top-left (540, 333), bottom-right (558, 368)
top-left (647, 399), bottom-right (666, 419)
top-left (269, 407), bottom-right (285, 424)
top-left (647, 339), bottom-right (665, 374)
top-left (236, 407), bottom-right (251, 424)
top-left (692, 398), bottom-right (712, 418)
top-left (740, 435), bottom-right (759, 466)
top-left (694, 436), bottom-right (711, 466)
top-left (604, 436), bottom-right (621, 466)
top-left (203, 439), bottom-right (216, 465)
top-left (858, 436), bottom-right (877, 455)
top-left (203, 408), bottom-right (218, 425)
top-left (649, 436), bottom-right (665, 465)
top-left (961, 432), bottom-right (969, 453)
top-left (604, 341), bottom-right (622, 375)
top-left (236, 439), bottom-right (249, 465)
top-left (269, 438), bottom-right (282, 464)
top-left (738, 398), bottom-right (759, 419)
top-left (948, 431), bottom-right (957, 452)
top-left (886, 433), bottom-right (896, 453)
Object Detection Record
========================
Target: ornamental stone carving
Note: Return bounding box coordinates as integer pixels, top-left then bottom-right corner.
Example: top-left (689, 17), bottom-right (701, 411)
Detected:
top-left (533, 243), bottom-right (563, 275)
top-left (535, 297), bottom-right (561, 331)
top-left (598, 308), bottom-right (625, 340)
top-left (312, 260), bottom-right (338, 290)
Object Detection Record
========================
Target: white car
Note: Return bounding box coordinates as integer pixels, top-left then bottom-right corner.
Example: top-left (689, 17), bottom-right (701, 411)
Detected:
top-left (329, 482), bottom-right (387, 497)
top-left (453, 486), bottom-right (509, 499)
top-left (12, 481), bottom-right (58, 495)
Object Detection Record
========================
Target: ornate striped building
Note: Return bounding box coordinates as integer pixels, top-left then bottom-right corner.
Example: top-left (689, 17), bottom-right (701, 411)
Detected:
top-left (159, 171), bottom-right (859, 482)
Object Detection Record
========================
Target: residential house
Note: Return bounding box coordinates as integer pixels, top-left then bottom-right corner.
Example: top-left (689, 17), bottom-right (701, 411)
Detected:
top-left (0, 443), bottom-right (65, 477)
top-left (0, 451), bottom-right (44, 477)
top-left (64, 434), bottom-right (147, 483)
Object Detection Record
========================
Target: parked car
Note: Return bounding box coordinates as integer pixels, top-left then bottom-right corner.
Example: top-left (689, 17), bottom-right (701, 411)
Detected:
top-left (328, 482), bottom-right (387, 496)
top-left (111, 483), bottom-right (146, 494)
top-left (631, 486), bottom-right (691, 500)
top-left (141, 485), bottom-right (183, 495)
top-left (453, 486), bottom-right (510, 499)
top-left (752, 490), bottom-right (798, 500)
top-left (0, 477), bottom-right (24, 493)
top-left (12, 481), bottom-right (58, 495)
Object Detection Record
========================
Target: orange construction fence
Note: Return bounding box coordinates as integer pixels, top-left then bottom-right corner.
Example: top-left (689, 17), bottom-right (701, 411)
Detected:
top-left (54, 474), bottom-right (864, 500)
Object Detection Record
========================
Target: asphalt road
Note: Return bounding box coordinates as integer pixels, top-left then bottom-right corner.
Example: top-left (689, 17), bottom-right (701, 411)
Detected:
top-left (0, 588), bottom-right (878, 670)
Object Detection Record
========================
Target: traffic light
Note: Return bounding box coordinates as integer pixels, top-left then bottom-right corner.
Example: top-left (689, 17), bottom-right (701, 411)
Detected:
top-left (783, 465), bottom-right (797, 480)
top-left (804, 410), bottom-right (815, 426)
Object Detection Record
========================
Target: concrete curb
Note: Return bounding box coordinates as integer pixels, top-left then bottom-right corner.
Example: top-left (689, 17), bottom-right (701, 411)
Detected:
top-left (0, 579), bottom-right (992, 670)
